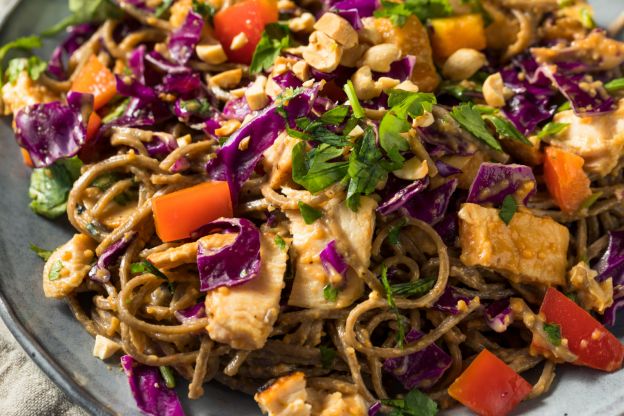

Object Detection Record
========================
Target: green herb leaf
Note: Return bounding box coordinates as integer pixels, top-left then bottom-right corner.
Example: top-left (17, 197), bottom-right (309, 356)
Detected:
top-left (249, 23), bottom-right (291, 74)
top-left (580, 7), bottom-right (595, 29)
top-left (344, 80), bottom-right (365, 119)
top-left (451, 103), bottom-right (502, 151)
top-left (298, 201), bottom-right (323, 224)
top-left (537, 122), bottom-right (569, 139)
top-left (381, 264), bottom-right (406, 348)
top-left (130, 260), bottom-right (169, 281)
top-left (374, 0), bottom-right (452, 26)
top-left (155, 0), bottom-right (174, 17)
top-left (438, 81), bottom-right (479, 102)
top-left (29, 157), bottom-right (83, 219)
top-left (391, 277), bottom-right (436, 298)
top-left (48, 260), bottom-right (63, 281)
top-left (292, 141), bottom-right (349, 193)
top-left (43, 0), bottom-right (122, 36)
top-left (274, 235), bottom-right (287, 251)
top-left (102, 98), bottom-right (130, 123)
top-left (5, 56), bottom-right (47, 84)
top-left (499, 195), bottom-right (517, 225)
top-left (192, 0), bottom-right (215, 21)
top-left (323, 284), bottom-right (339, 302)
top-left (381, 388), bottom-right (438, 415)
top-left (483, 114), bottom-right (532, 145)
top-left (387, 224), bottom-right (404, 245)
top-left (30, 244), bottom-right (53, 261)
top-left (580, 191), bottom-right (602, 210)
top-left (319, 105), bottom-right (350, 124)
top-left (604, 78), bottom-right (624, 93)
top-left (178, 98), bottom-right (213, 118)
top-left (159, 366), bottom-right (176, 389)
top-left (543, 322), bottom-right (562, 346)
top-left (0, 36), bottom-right (42, 83)
top-left (565, 292), bottom-right (579, 304)
top-left (91, 173), bottom-right (122, 191)
top-left (556, 101), bottom-right (572, 112)
top-left (320, 345), bottom-right (337, 369)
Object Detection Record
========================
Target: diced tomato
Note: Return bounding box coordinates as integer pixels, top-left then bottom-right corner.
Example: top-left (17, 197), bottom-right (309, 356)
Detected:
top-left (448, 349), bottom-right (532, 416)
top-left (152, 181), bottom-right (233, 242)
top-left (543, 146), bottom-right (592, 213)
top-left (534, 287), bottom-right (624, 372)
top-left (71, 55), bottom-right (117, 110)
top-left (86, 112), bottom-right (102, 142)
top-left (20, 148), bottom-right (33, 167)
top-left (213, 0), bottom-right (278, 64)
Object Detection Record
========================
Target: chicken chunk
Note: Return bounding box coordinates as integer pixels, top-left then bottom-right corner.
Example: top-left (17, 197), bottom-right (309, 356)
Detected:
top-left (255, 372), bottom-right (368, 416)
top-left (262, 132), bottom-right (298, 189)
top-left (458, 203), bottom-right (569, 286)
top-left (43, 234), bottom-right (97, 298)
top-left (568, 262), bottom-right (613, 314)
top-left (286, 197), bottom-right (376, 309)
top-left (550, 100), bottom-right (624, 177)
top-left (2, 71), bottom-right (59, 116)
top-left (147, 234), bottom-right (234, 270)
top-left (255, 372), bottom-right (311, 416)
top-left (205, 232), bottom-right (288, 350)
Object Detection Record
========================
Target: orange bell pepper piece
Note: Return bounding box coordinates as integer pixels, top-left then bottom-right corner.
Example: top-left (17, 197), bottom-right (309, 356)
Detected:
top-left (71, 55), bottom-right (117, 110)
top-left (543, 146), bottom-right (592, 213)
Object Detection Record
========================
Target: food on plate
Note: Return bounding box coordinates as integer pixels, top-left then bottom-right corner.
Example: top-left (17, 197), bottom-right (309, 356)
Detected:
top-left (4, 0), bottom-right (624, 415)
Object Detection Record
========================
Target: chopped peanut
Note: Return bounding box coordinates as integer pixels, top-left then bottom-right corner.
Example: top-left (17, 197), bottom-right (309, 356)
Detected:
top-left (292, 60), bottom-right (309, 81)
top-left (360, 43), bottom-right (401, 73)
top-left (208, 68), bottom-right (243, 88)
top-left (313, 12), bottom-right (358, 48)
top-left (483, 72), bottom-right (506, 108)
top-left (351, 66), bottom-right (381, 100)
top-left (245, 75), bottom-right (269, 111)
top-left (302, 31), bottom-right (343, 73)
top-left (196, 43), bottom-right (228, 65)
top-left (215, 119), bottom-right (242, 136)
top-left (230, 32), bottom-right (249, 51)
top-left (442, 48), bottom-right (487, 81)
top-left (288, 12), bottom-right (315, 33)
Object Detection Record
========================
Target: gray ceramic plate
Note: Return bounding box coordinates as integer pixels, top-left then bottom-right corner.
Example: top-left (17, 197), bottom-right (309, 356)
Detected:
top-left (0, 1), bottom-right (623, 415)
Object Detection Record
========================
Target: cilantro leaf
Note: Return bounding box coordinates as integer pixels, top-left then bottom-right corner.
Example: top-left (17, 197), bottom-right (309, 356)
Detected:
top-left (323, 284), bottom-right (339, 301)
top-left (374, 0), bottom-right (452, 26)
top-left (381, 264), bottom-right (406, 348)
top-left (543, 322), bottom-right (562, 346)
top-left (192, 0), bottom-right (215, 21)
top-left (0, 36), bottom-right (42, 82)
top-left (48, 260), bottom-right (63, 281)
top-left (44, 0), bottom-right (122, 36)
top-left (580, 191), bottom-right (603, 210)
top-left (450, 103), bottom-right (502, 151)
top-left (483, 114), bottom-right (532, 145)
top-left (298, 201), bottom-right (323, 224)
top-left (30, 244), bottom-right (53, 261)
top-left (344, 80), bottom-right (365, 119)
top-left (292, 142), bottom-right (349, 193)
top-left (249, 23), bottom-right (291, 74)
top-left (29, 157), bottom-right (83, 219)
top-left (130, 260), bottom-right (169, 281)
top-left (5, 56), bottom-right (47, 84)
top-left (274, 235), bottom-right (287, 251)
top-left (320, 345), bottom-right (337, 369)
top-left (391, 277), bottom-right (436, 298)
top-left (604, 78), bottom-right (624, 93)
top-left (537, 122), bottom-right (569, 139)
top-left (381, 388), bottom-right (438, 416)
top-left (319, 105), bottom-right (350, 124)
top-left (155, 0), bottom-right (174, 17)
top-left (499, 195), bottom-right (517, 225)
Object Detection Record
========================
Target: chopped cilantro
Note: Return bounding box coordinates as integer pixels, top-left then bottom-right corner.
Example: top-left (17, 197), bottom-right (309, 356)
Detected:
top-left (30, 244), bottom-right (53, 261)
top-left (387, 224), bottom-right (403, 245)
top-left (319, 105), bottom-right (350, 124)
top-left (44, 0), bottom-right (122, 36)
top-left (580, 7), bottom-right (595, 29)
top-left (543, 322), bottom-right (562, 346)
top-left (381, 388), bottom-right (439, 416)
top-left (580, 192), bottom-right (603, 210)
top-left (249, 23), bottom-right (291, 74)
top-left (292, 142), bottom-right (348, 193)
top-left (48, 260), bottom-right (63, 281)
top-left (130, 260), bottom-right (168, 281)
top-left (29, 157), bottom-right (83, 219)
top-left (483, 114), bottom-right (532, 145)
top-left (323, 284), bottom-right (339, 302)
top-left (5, 56), bottom-right (47, 84)
top-left (344, 80), bottom-right (365, 119)
top-left (391, 277), bottom-right (436, 298)
top-left (605, 78), bottom-right (624, 93)
top-left (320, 345), bottom-right (337, 369)
top-left (499, 195), bottom-right (517, 225)
top-left (381, 264), bottom-right (406, 348)
top-left (192, 0), bottom-right (215, 21)
top-left (155, 0), bottom-right (174, 17)
top-left (274, 235), bottom-right (287, 251)
top-left (451, 103), bottom-right (502, 151)
top-left (298, 201), bottom-right (323, 224)
top-left (374, 0), bottom-right (452, 26)
top-left (537, 122), bottom-right (569, 139)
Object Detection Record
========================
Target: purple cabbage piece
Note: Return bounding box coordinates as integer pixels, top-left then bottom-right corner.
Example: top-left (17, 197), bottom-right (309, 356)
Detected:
top-left (435, 160), bottom-right (461, 177)
top-left (320, 240), bottom-right (349, 277)
top-left (168, 11), bottom-right (204, 65)
top-left (223, 96), bottom-right (252, 121)
top-left (272, 71), bottom-right (303, 89)
top-left (404, 179), bottom-right (458, 225)
top-left (309, 65), bottom-right (354, 84)
top-left (48, 23), bottom-right (97, 80)
top-left (418, 116), bottom-right (478, 158)
top-left (158, 72), bottom-right (202, 97)
top-left (120, 356), bottom-right (185, 416)
top-left (484, 298), bottom-right (513, 333)
top-left (334, 9), bottom-right (362, 30)
top-left (433, 286), bottom-right (471, 315)
top-left (174, 303), bottom-right (206, 323)
top-left (332, 0), bottom-right (377, 17)
top-left (146, 51), bottom-right (192, 74)
top-left (377, 177), bottom-right (429, 216)
top-left (89, 232), bottom-right (136, 283)
top-left (595, 231), bottom-right (624, 285)
top-left (466, 162), bottom-right (536, 206)
top-left (368, 401), bottom-right (382, 416)
top-left (145, 133), bottom-right (178, 158)
top-left (116, 74), bottom-right (158, 102)
top-left (433, 210), bottom-right (458, 245)
top-left (195, 218), bottom-right (262, 292)
top-left (170, 156), bottom-right (191, 173)
top-left (383, 329), bottom-right (452, 390)
top-left (603, 289), bottom-right (624, 327)
top-left (206, 86), bottom-right (318, 202)
top-left (15, 91), bottom-right (93, 168)
top-left (128, 45), bottom-right (147, 83)
top-left (374, 56), bottom-right (415, 82)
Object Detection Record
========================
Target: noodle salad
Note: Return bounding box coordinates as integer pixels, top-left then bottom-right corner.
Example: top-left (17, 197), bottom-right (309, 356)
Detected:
top-left (3, 0), bottom-right (624, 415)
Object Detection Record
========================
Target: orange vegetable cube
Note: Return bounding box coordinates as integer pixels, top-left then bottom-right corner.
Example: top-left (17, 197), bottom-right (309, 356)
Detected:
top-left (152, 181), bottom-right (233, 242)
top-left (86, 112), bottom-right (102, 142)
top-left (429, 14), bottom-right (487, 60)
top-left (543, 146), bottom-right (592, 213)
top-left (71, 55), bottom-right (117, 110)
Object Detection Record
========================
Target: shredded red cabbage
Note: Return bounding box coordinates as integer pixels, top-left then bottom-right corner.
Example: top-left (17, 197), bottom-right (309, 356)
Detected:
top-left (48, 23), bottom-right (97, 80)
top-left (404, 179), bottom-right (458, 225)
top-left (89, 232), bottom-right (136, 283)
top-left (377, 177), bottom-right (429, 216)
top-left (174, 303), bottom-right (206, 323)
top-left (466, 162), bottom-right (536, 206)
top-left (320, 240), bottom-right (349, 277)
top-left (484, 298), bottom-right (513, 333)
top-left (433, 286), bottom-right (470, 314)
top-left (168, 11), bottom-right (204, 65)
top-left (595, 231), bottom-right (624, 285)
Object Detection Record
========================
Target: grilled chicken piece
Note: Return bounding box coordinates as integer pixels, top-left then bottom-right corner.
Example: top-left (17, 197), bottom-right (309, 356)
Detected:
top-left (262, 132), bottom-right (298, 189)
top-left (43, 234), bottom-right (97, 298)
top-left (205, 232), bottom-right (288, 350)
top-left (286, 197), bottom-right (376, 309)
top-left (550, 100), bottom-right (624, 177)
top-left (255, 372), bottom-right (367, 416)
top-left (458, 203), bottom-right (569, 286)
top-left (147, 234), bottom-right (233, 270)
top-left (2, 71), bottom-right (59, 116)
